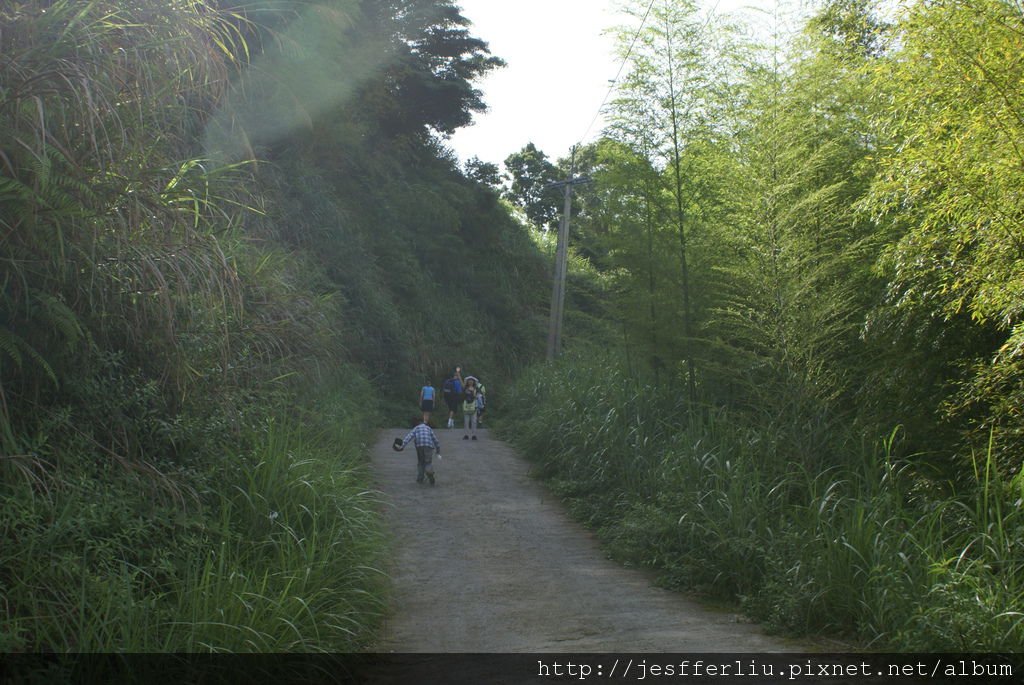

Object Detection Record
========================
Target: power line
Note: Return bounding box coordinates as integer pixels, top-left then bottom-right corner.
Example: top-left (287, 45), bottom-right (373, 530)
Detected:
top-left (545, 0), bottom-right (655, 360)
top-left (577, 0), bottom-right (658, 147)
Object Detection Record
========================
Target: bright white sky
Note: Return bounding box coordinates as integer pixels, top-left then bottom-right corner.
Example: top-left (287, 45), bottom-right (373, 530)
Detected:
top-left (448, 0), bottom-right (782, 168)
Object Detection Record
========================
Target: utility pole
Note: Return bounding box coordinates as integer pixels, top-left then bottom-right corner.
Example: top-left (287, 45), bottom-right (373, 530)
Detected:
top-left (545, 156), bottom-right (591, 361)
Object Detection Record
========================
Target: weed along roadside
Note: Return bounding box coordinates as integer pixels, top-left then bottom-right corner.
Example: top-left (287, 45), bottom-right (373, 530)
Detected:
top-left (495, 357), bottom-right (1024, 654)
top-left (4, 0), bottom-right (1024, 666)
top-left (1, 0), bottom-right (541, 654)
top-left (1, 382), bottom-right (389, 651)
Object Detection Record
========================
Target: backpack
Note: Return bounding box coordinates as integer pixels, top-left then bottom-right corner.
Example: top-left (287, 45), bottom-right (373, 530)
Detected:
top-left (442, 377), bottom-right (455, 397)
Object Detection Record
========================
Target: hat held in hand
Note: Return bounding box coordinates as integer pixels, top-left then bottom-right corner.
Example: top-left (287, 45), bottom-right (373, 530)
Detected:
top-left (392, 438), bottom-right (404, 451)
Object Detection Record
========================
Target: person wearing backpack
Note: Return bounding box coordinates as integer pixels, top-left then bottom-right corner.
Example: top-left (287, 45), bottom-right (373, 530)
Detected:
top-left (475, 379), bottom-right (487, 427)
top-left (461, 376), bottom-right (479, 440)
top-left (442, 366), bottom-right (463, 429)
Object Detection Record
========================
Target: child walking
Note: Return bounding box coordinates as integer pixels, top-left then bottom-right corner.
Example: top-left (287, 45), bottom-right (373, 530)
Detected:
top-left (395, 420), bottom-right (442, 485)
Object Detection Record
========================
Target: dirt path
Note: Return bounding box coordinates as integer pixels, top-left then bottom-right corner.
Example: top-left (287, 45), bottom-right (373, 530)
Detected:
top-left (370, 426), bottom-right (805, 653)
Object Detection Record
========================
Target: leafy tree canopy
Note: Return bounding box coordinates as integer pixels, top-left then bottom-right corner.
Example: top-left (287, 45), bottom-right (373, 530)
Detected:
top-left (360, 0), bottom-right (506, 137)
top-left (503, 143), bottom-right (562, 229)
top-left (464, 156), bottom-right (504, 190)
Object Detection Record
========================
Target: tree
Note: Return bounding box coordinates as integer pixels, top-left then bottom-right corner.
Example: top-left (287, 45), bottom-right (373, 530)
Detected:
top-left (865, 0), bottom-right (1024, 470)
top-left (604, 0), bottom-right (737, 399)
top-left (581, 138), bottom-right (675, 377)
top-left (681, 0), bottom-right (892, 472)
top-left (503, 143), bottom-right (562, 229)
top-left (358, 0), bottom-right (506, 138)
top-left (464, 156), bottom-right (504, 190)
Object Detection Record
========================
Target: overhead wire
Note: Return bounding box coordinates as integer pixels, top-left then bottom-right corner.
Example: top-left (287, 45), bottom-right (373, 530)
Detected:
top-left (576, 0), bottom-right (658, 149)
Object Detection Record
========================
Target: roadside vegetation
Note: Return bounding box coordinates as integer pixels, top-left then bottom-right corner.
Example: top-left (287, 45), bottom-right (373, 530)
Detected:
top-left (498, 0), bottom-right (1024, 652)
top-left (0, 0), bottom-right (545, 651)
top-left (4, 0), bottom-right (1021, 655)
top-left (502, 356), bottom-right (1024, 651)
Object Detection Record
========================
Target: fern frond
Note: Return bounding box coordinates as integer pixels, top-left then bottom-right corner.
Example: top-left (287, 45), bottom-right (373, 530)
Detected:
top-left (33, 293), bottom-right (85, 350)
top-left (0, 325), bottom-right (58, 387)
top-left (0, 327), bottom-right (24, 369)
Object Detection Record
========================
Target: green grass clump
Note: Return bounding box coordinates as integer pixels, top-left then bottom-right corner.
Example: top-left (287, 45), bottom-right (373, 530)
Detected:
top-left (499, 354), bottom-right (1024, 651)
top-left (166, 417), bottom-right (385, 652)
top-left (0, 381), bottom-right (386, 653)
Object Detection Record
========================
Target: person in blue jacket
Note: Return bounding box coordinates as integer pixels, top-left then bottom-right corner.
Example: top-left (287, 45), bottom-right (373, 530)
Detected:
top-left (419, 378), bottom-right (436, 425)
top-left (442, 366), bottom-right (463, 428)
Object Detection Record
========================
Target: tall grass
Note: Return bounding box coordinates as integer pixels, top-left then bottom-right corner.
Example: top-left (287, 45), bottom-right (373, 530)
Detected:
top-left (165, 416), bottom-right (385, 652)
top-left (0, 0), bottom-right (394, 653)
top-left (500, 354), bottom-right (1024, 651)
top-left (0, 379), bottom-right (386, 652)
top-left (1, 0), bottom-right (549, 654)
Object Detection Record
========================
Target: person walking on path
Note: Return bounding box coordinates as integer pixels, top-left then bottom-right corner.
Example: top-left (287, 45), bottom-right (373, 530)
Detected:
top-left (442, 367), bottom-right (463, 429)
top-left (475, 378), bottom-right (487, 427)
top-left (394, 420), bottom-right (442, 485)
top-left (419, 379), bottom-right (436, 425)
top-left (462, 376), bottom-right (480, 441)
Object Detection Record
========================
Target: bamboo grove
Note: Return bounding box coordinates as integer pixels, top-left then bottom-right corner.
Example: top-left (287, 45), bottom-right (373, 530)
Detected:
top-left (499, 0), bottom-right (1024, 651)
